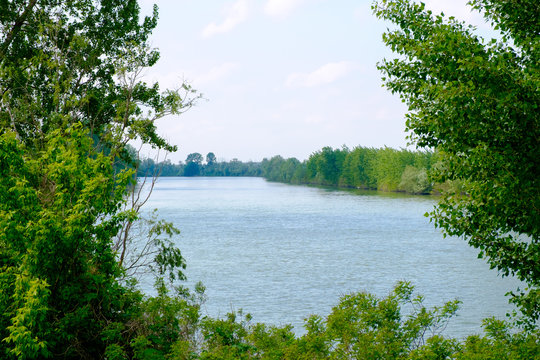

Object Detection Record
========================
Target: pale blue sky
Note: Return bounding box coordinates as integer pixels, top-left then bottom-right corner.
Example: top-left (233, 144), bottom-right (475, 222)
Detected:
top-left (137, 0), bottom-right (491, 162)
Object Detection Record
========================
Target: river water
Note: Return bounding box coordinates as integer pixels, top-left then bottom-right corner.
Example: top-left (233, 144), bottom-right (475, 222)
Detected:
top-left (143, 176), bottom-right (520, 338)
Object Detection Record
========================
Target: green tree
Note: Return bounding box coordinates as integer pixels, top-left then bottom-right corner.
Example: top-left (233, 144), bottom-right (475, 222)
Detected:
top-left (0, 1), bottom-right (199, 357)
top-left (261, 155), bottom-right (286, 181)
top-left (0, 126), bottom-right (134, 358)
top-left (187, 282), bottom-right (467, 360)
top-left (307, 146), bottom-right (349, 186)
top-left (372, 147), bottom-right (407, 191)
top-left (280, 158), bottom-right (302, 183)
top-left (398, 165), bottom-right (431, 194)
top-left (186, 152), bottom-right (204, 164)
top-left (374, 0), bottom-right (539, 324)
top-left (206, 152), bottom-right (217, 165)
top-left (341, 146), bottom-right (378, 189)
top-left (184, 152), bottom-right (203, 176)
top-left (0, 1), bottom-right (198, 154)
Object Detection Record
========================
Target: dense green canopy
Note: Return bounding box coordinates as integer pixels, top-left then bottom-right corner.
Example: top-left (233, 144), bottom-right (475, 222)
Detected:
top-left (0, 1), bottom-right (196, 357)
top-left (373, 0), bottom-right (539, 324)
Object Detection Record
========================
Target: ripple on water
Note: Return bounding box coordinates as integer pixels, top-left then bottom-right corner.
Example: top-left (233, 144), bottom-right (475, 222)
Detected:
top-left (142, 177), bottom-right (521, 338)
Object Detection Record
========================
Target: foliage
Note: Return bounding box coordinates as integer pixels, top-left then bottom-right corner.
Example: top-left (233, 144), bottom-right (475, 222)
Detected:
top-left (260, 155), bottom-right (307, 184)
top-left (0, 125), bottom-right (131, 358)
top-left (0, 124), bottom-right (204, 358)
top-left (308, 281), bottom-right (461, 359)
top-left (0, 0), bottom-right (198, 154)
top-left (169, 282), bottom-right (538, 359)
top-left (399, 166), bottom-right (431, 195)
top-left (138, 146), bottom-right (437, 194)
top-left (128, 280), bottom-right (206, 360)
top-left (341, 146), bottom-right (378, 189)
top-left (184, 153), bottom-right (204, 176)
top-left (0, 0), bottom-right (200, 358)
top-left (138, 155), bottom-right (262, 177)
top-left (373, 0), bottom-right (540, 324)
top-left (116, 208), bottom-right (186, 283)
top-left (261, 145), bottom-right (437, 194)
top-left (306, 146), bottom-right (349, 186)
top-left (206, 152), bottom-right (217, 165)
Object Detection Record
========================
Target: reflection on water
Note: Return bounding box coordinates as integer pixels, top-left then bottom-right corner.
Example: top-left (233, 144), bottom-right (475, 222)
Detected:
top-left (143, 177), bottom-right (520, 338)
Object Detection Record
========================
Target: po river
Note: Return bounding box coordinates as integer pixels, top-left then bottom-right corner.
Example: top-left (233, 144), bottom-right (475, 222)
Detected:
top-left (143, 176), bottom-right (520, 338)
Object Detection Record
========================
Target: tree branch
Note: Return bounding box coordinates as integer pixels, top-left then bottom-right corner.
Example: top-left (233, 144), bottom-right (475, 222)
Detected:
top-left (0, 0), bottom-right (38, 63)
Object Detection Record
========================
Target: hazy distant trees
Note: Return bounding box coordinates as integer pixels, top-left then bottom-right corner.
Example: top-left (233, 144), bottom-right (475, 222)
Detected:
top-left (184, 153), bottom-right (203, 176)
top-left (137, 153), bottom-right (262, 177)
top-left (206, 152), bottom-right (217, 165)
top-left (136, 146), bottom-right (439, 194)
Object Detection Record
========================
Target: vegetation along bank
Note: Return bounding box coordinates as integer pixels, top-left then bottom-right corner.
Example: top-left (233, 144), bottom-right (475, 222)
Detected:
top-left (137, 145), bottom-right (449, 195)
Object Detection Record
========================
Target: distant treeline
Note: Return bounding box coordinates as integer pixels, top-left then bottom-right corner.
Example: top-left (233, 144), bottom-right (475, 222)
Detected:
top-left (138, 146), bottom-right (447, 195)
top-left (261, 146), bottom-right (439, 194)
top-left (137, 152), bottom-right (262, 177)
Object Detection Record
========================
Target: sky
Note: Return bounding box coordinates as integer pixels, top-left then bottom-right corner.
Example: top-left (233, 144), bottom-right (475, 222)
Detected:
top-left (137, 0), bottom-right (493, 163)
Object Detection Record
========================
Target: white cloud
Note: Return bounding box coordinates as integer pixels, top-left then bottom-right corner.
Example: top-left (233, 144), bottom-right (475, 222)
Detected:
top-left (286, 61), bottom-right (355, 88)
top-left (195, 62), bottom-right (239, 85)
top-left (202, 0), bottom-right (249, 38)
top-left (264, 0), bottom-right (306, 19)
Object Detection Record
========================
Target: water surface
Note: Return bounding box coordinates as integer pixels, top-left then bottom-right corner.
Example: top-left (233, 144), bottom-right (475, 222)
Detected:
top-left (144, 177), bottom-right (519, 338)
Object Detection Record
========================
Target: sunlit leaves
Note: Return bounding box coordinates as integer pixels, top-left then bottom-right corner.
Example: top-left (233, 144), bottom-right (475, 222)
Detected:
top-left (373, 0), bottom-right (539, 324)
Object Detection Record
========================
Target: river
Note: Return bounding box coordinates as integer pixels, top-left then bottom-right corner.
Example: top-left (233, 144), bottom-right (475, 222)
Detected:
top-left (142, 176), bottom-right (520, 338)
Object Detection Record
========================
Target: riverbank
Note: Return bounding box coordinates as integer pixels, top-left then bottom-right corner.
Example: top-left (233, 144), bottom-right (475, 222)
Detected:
top-left (137, 145), bottom-right (445, 195)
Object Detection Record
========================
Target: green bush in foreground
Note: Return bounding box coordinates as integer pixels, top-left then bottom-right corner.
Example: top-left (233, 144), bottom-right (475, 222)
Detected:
top-left (164, 281), bottom-right (538, 360)
top-left (1, 126), bottom-right (537, 359)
